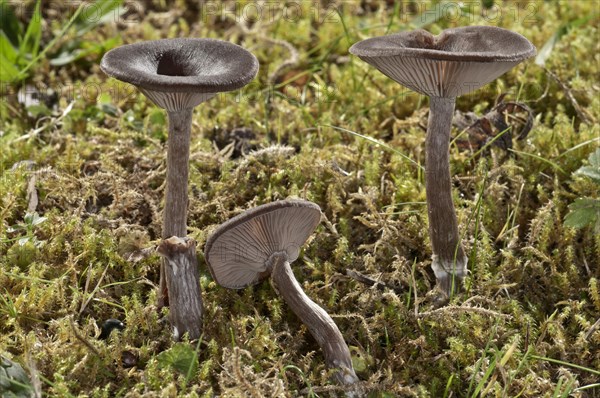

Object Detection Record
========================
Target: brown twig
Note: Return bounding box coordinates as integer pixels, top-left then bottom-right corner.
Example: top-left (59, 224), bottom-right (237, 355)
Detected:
top-left (345, 269), bottom-right (404, 294)
top-left (25, 351), bottom-right (42, 398)
top-left (410, 262), bottom-right (419, 318)
top-left (584, 317), bottom-right (600, 341)
top-left (26, 174), bottom-right (38, 213)
top-left (544, 67), bottom-right (594, 125)
top-left (69, 316), bottom-right (100, 356)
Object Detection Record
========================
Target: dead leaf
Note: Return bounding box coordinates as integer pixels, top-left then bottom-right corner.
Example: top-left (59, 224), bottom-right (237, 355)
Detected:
top-left (453, 97), bottom-right (534, 154)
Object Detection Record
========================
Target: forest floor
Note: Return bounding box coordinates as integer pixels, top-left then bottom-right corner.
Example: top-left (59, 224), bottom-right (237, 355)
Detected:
top-left (1, 1), bottom-right (599, 397)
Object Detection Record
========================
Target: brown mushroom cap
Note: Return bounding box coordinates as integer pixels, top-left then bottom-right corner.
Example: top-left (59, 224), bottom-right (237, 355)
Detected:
top-left (100, 38), bottom-right (259, 110)
top-left (349, 26), bottom-right (536, 98)
top-left (204, 200), bottom-right (322, 289)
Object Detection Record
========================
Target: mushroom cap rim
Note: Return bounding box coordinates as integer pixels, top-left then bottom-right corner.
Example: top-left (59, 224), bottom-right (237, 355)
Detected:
top-left (349, 26), bottom-right (536, 63)
top-left (204, 199), bottom-right (322, 289)
top-left (100, 38), bottom-right (259, 94)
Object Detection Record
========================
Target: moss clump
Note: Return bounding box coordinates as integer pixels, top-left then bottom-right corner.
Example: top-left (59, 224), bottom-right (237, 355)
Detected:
top-left (1, 1), bottom-right (599, 397)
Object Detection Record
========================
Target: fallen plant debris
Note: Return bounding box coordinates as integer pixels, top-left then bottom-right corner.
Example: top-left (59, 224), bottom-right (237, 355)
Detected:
top-left (10, 101), bottom-right (74, 143)
top-left (345, 268), bottom-right (405, 294)
top-left (543, 67), bottom-right (594, 125)
top-left (453, 95), bottom-right (535, 154)
top-left (0, 1), bottom-right (599, 397)
top-left (210, 126), bottom-right (258, 159)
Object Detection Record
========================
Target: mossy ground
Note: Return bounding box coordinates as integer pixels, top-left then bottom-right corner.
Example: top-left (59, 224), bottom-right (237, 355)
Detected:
top-left (1, 1), bottom-right (599, 397)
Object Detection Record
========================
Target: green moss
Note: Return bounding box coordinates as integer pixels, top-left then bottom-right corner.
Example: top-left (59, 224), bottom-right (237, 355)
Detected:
top-left (1, 1), bottom-right (599, 396)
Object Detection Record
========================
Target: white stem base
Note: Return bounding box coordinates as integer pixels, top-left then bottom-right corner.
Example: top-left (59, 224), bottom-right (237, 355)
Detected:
top-left (431, 253), bottom-right (468, 297)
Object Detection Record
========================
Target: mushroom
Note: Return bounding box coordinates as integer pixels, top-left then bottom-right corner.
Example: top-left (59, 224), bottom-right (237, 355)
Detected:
top-left (204, 199), bottom-right (359, 386)
top-left (349, 26), bottom-right (535, 297)
top-left (98, 318), bottom-right (125, 340)
top-left (101, 38), bottom-right (258, 339)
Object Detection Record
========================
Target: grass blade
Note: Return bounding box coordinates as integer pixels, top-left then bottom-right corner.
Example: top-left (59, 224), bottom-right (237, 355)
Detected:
top-left (531, 355), bottom-right (600, 376)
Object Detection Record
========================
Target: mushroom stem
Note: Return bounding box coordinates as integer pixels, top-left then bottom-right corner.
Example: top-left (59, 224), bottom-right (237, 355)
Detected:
top-left (426, 96), bottom-right (467, 296)
top-left (164, 108), bottom-right (193, 238)
top-left (158, 237), bottom-right (203, 340)
top-left (270, 253), bottom-right (358, 385)
top-left (158, 108), bottom-right (193, 309)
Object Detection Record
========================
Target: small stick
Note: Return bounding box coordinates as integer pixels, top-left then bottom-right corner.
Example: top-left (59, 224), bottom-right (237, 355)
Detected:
top-left (345, 269), bottom-right (404, 294)
top-left (69, 316), bottom-right (100, 356)
top-left (25, 351), bottom-right (42, 398)
top-left (26, 174), bottom-right (38, 213)
top-left (544, 67), bottom-right (593, 125)
top-left (584, 317), bottom-right (600, 341)
top-left (410, 262), bottom-right (419, 318)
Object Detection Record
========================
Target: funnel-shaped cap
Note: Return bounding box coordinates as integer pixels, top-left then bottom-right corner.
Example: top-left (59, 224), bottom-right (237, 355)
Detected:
top-left (204, 200), bottom-right (322, 289)
top-left (349, 26), bottom-right (535, 98)
top-left (101, 38), bottom-right (259, 111)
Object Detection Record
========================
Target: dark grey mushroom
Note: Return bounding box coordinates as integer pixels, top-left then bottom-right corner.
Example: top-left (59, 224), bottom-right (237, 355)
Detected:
top-left (204, 199), bottom-right (359, 386)
top-left (350, 26), bottom-right (535, 297)
top-left (101, 38), bottom-right (258, 339)
top-left (98, 318), bottom-right (125, 340)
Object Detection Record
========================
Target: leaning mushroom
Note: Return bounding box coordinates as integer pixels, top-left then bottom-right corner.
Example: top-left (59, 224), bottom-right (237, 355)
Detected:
top-left (350, 26), bottom-right (535, 296)
top-left (101, 38), bottom-right (258, 339)
top-left (204, 199), bottom-right (359, 386)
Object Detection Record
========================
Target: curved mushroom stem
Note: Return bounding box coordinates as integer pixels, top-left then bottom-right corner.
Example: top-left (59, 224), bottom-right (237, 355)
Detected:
top-left (426, 96), bottom-right (468, 297)
top-left (270, 253), bottom-right (358, 385)
top-left (158, 108), bottom-right (194, 308)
